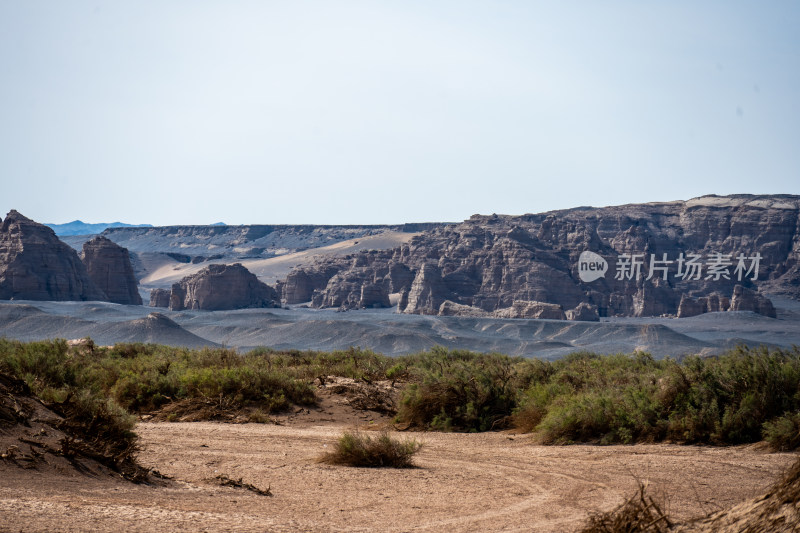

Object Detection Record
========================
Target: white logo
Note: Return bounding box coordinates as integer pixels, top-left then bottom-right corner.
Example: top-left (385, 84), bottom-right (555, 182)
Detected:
top-left (578, 251), bottom-right (608, 283)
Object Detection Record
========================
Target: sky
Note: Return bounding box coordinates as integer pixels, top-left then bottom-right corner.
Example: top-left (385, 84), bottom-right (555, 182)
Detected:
top-left (1, 1), bottom-right (798, 226)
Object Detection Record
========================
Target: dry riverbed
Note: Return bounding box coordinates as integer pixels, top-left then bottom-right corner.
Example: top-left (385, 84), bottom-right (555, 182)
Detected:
top-left (1, 419), bottom-right (796, 532)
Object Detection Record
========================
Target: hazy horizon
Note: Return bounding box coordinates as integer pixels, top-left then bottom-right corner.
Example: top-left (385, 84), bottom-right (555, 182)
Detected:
top-left (19, 191), bottom-right (798, 228)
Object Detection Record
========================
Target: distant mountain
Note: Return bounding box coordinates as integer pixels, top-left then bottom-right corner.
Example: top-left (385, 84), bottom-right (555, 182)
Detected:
top-left (45, 220), bottom-right (153, 236)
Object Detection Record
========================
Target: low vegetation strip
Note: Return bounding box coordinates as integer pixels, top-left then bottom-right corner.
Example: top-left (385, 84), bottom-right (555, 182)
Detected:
top-left (1, 339), bottom-right (799, 449)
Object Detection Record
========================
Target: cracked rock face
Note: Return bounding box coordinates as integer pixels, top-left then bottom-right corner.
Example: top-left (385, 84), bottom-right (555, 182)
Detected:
top-left (81, 236), bottom-right (142, 305)
top-left (0, 210), bottom-right (106, 302)
top-left (281, 195), bottom-right (800, 318)
top-left (168, 263), bottom-right (280, 311)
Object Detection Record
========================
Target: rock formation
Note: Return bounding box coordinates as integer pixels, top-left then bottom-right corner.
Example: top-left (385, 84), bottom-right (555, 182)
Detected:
top-left (168, 263), bottom-right (280, 311)
top-left (282, 264), bottom-right (341, 304)
top-left (360, 282), bottom-right (391, 309)
top-left (566, 302), bottom-right (600, 322)
top-left (280, 195), bottom-right (799, 318)
top-left (402, 264), bottom-right (452, 315)
top-left (98, 223), bottom-right (443, 264)
top-left (676, 285), bottom-right (776, 318)
top-left (729, 284), bottom-right (777, 318)
top-left (149, 288), bottom-right (171, 308)
top-left (493, 301), bottom-right (566, 320)
top-left (0, 210), bottom-right (106, 301)
top-left (291, 251), bottom-right (409, 310)
top-left (81, 236), bottom-right (142, 305)
top-left (676, 295), bottom-right (706, 318)
top-left (438, 300), bottom-right (488, 317)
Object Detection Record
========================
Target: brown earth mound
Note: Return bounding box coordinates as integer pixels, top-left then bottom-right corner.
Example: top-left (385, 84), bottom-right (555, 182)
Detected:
top-left (0, 372), bottom-right (149, 482)
top-left (676, 455), bottom-right (800, 532)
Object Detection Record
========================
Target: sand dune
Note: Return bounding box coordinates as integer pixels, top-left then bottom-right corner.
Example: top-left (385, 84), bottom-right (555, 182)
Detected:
top-left (137, 231), bottom-right (418, 289)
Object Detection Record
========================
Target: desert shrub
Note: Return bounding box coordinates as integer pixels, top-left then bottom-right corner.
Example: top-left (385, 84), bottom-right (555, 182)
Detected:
top-left (518, 352), bottom-right (672, 444)
top-left (763, 412), bottom-right (800, 451)
top-left (106, 346), bottom-right (316, 413)
top-left (580, 456), bottom-right (800, 532)
top-left (103, 348), bottom-right (319, 414)
top-left (318, 431), bottom-right (422, 468)
top-left (0, 339), bottom-right (318, 418)
top-left (0, 338), bottom-right (73, 387)
top-left (536, 389), bottom-right (664, 445)
top-left (174, 366), bottom-right (314, 412)
top-left (512, 381), bottom-right (566, 432)
top-left (276, 346), bottom-right (397, 382)
top-left (395, 347), bottom-right (534, 431)
top-left (247, 408), bottom-right (271, 423)
top-left (579, 482), bottom-right (672, 533)
top-left (4, 338), bottom-right (800, 447)
top-left (52, 389), bottom-right (140, 470)
top-left (665, 347), bottom-right (800, 444)
top-left (107, 342), bottom-right (159, 358)
top-left (109, 370), bottom-right (175, 412)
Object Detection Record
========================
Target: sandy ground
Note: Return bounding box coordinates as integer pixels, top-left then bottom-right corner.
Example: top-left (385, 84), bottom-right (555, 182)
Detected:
top-left (1, 415), bottom-right (796, 533)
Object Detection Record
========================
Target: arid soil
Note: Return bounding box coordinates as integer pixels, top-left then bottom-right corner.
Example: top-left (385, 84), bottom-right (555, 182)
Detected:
top-left (2, 401), bottom-right (797, 533)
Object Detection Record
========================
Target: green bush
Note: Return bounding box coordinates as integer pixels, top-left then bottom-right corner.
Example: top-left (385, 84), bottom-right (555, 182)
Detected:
top-left (513, 346), bottom-right (800, 447)
top-left (395, 347), bottom-right (536, 431)
top-left (764, 412), bottom-right (800, 451)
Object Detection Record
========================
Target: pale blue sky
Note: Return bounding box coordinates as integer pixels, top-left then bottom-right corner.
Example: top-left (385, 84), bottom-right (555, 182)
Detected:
top-left (1, 1), bottom-right (798, 225)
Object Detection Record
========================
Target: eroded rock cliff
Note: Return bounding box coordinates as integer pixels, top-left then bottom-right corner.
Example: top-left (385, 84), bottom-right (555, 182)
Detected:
top-left (81, 236), bottom-right (142, 305)
top-left (280, 195), bottom-right (800, 319)
top-left (0, 211), bottom-right (106, 301)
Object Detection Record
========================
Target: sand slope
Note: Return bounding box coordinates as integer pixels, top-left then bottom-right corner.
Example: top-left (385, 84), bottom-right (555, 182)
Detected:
top-left (130, 231), bottom-right (419, 289)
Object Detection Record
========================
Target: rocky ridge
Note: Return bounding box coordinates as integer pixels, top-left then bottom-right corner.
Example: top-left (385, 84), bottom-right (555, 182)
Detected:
top-left (96, 223), bottom-right (444, 262)
top-left (276, 195), bottom-right (800, 319)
